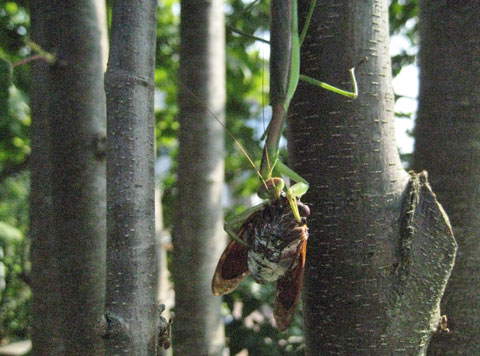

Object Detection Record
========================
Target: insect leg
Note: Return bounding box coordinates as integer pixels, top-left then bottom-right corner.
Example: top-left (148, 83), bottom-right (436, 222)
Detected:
top-left (299, 67), bottom-right (358, 99)
top-left (299, 0), bottom-right (318, 46)
top-left (276, 160), bottom-right (308, 186)
top-left (224, 202), bottom-right (265, 246)
top-left (276, 160), bottom-right (309, 222)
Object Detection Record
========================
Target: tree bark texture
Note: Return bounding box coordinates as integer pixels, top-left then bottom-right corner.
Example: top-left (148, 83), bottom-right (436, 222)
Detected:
top-left (288, 1), bottom-right (457, 355)
top-left (30, 1), bottom-right (107, 355)
top-left (102, 1), bottom-right (158, 355)
top-left (414, 2), bottom-right (480, 355)
top-left (171, 0), bottom-right (226, 355)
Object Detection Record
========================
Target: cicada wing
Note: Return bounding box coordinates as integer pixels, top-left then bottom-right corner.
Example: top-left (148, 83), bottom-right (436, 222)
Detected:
top-left (212, 239), bottom-right (250, 296)
top-left (274, 234), bottom-right (307, 331)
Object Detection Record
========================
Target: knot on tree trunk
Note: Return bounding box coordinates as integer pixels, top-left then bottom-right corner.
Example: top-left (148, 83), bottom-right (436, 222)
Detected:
top-left (385, 170), bottom-right (457, 351)
top-left (98, 311), bottom-right (129, 340)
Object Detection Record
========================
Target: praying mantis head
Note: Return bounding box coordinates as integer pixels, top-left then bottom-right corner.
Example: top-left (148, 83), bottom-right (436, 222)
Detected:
top-left (257, 177), bottom-right (285, 200)
top-left (257, 174), bottom-right (309, 223)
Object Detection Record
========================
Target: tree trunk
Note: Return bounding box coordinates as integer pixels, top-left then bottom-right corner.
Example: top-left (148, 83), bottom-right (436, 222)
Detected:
top-left (414, 3), bottom-right (480, 355)
top-left (288, 1), bottom-right (457, 354)
top-left (171, 0), bottom-right (226, 355)
top-left (30, 1), bottom-right (107, 354)
top-left (102, 1), bottom-right (158, 355)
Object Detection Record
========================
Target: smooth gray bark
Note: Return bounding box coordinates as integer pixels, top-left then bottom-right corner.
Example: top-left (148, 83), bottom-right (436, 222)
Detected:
top-left (30, 1), bottom-right (107, 354)
top-left (288, 1), bottom-right (456, 354)
top-left (414, 2), bottom-right (480, 355)
top-left (171, 0), bottom-right (226, 355)
top-left (101, 1), bottom-right (158, 355)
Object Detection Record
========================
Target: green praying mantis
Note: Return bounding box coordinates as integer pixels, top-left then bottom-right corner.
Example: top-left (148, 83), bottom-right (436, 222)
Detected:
top-left (222, 0), bottom-right (358, 243)
top-left (212, 0), bottom-right (359, 330)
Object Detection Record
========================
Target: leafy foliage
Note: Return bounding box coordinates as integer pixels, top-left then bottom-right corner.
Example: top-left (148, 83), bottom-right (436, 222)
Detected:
top-left (389, 0), bottom-right (418, 77)
top-left (0, 3), bottom-right (30, 179)
top-left (0, 1), bottom-right (31, 342)
top-left (0, 173), bottom-right (30, 340)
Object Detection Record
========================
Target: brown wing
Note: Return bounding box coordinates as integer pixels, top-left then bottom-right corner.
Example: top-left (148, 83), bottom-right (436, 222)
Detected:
top-left (273, 230), bottom-right (307, 331)
top-left (212, 239), bottom-right (250, 296)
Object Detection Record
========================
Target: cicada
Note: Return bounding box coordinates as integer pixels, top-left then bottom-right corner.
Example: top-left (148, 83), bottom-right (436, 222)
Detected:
top-left (212, 177), bottom-right (309, 331)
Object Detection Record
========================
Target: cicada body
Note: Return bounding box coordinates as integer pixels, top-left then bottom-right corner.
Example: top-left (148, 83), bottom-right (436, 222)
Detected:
top-left (212, 192), bottom-right (309, 331)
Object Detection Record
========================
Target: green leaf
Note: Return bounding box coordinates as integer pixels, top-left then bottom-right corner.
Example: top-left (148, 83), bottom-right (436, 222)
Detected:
top-left (0, 221), bottom-right (23, 243)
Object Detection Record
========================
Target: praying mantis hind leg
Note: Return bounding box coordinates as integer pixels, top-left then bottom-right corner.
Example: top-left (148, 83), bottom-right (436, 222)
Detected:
top-left (224, 202), bottom-right (266, 247)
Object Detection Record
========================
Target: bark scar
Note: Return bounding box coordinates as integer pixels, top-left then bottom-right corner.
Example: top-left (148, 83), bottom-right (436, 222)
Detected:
top-left (105, 68), bottom-right (154, 89)
top-left (396, 170), bottom-right (421, 278)
top-left (98, 311), bottom-right (128, 339)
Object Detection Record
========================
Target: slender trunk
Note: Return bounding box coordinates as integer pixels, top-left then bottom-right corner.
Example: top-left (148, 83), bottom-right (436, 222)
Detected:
top-left (288, 1), bottom-right (456, 354)
top-left (101, 1), bottom-right (158, 355)
top-left (171, 0), bottom-right (226, 355)
top-left (414, 3), bottom-right (480, 355)
top-left (30, 1), bottom-right (107, 354)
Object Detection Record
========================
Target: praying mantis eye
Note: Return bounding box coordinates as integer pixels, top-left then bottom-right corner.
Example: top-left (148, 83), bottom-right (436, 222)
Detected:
top-left (297, 202), bottom-right (310, 217)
